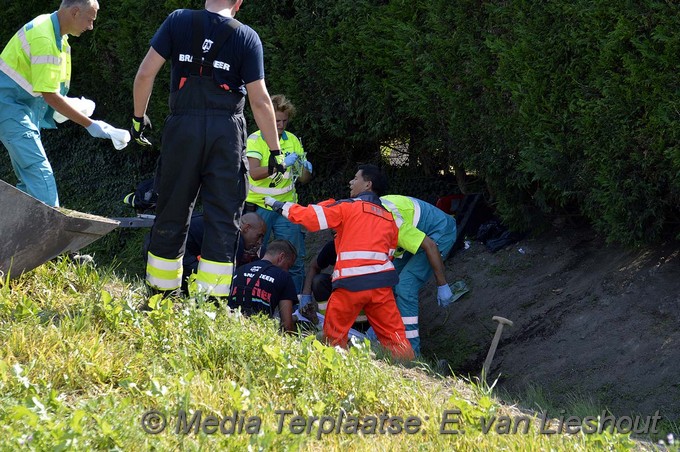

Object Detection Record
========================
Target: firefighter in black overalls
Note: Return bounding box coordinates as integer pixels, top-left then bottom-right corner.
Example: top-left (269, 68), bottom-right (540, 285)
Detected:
top-left (131, 3), bottom-right (281, 299)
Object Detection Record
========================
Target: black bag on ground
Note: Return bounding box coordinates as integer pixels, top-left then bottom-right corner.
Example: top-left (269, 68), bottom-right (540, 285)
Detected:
top-left (123, 178), bottom-right (158, 214)
top-left (476, 219), bottom-right (524, 253)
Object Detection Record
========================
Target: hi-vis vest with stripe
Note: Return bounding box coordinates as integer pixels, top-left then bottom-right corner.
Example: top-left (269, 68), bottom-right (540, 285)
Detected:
top-left (281, 197), bottom-right (399, 291)
top-left (0, 13), bottom-right (71, 97)
top-left (245, 130), bottom-right (304, 208)
top-left (380, 195), bottom-right (427, 256)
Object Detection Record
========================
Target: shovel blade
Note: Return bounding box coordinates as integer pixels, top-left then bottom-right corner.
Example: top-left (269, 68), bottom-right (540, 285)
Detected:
top-left (0, 179), bottom-right (119, 279)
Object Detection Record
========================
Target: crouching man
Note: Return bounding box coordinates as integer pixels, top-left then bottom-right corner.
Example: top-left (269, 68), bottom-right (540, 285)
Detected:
top-left (264, 164), bottom-right (415, 361)
top-left (227, 239), bottom-right (298, 333)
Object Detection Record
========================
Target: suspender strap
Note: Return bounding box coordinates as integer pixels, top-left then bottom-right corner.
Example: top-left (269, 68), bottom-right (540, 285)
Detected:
top-left (190, 11), bottom-right (204, 76)
top-left (240, 261), bottom-right (275, 315)
top-left (190, 10), bottom-right (242, 77)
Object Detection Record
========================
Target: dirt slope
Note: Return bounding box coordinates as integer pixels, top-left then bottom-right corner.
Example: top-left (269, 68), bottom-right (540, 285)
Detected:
top-left (418, 226), bottom-right (680, 423)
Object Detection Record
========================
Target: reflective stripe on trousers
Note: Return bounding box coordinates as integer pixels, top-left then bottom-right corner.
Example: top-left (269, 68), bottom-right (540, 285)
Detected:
top-left (392, 254), bottom-right (427, 355)
top-left (146, 251), bottom-right (183, 290)
top-left (402, 315), bottom-right (419, 339)
top-left (192, 258), bottom-right (234, 297)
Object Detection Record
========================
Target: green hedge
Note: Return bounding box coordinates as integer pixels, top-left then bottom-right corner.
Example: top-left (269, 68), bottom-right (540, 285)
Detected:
top-left (1, 0), bottom-right (678, 245)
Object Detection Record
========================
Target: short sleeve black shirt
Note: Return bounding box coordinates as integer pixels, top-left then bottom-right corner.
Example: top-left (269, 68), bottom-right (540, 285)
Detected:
top-left (150, 9), bottom-right (264, 94)
top-left (228, 259), bottom-right (297, 317)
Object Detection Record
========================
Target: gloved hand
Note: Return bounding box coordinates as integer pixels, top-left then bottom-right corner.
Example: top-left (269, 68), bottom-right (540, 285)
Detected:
top-left (299, 294), bottom-right (313, 310)
top-left (437, 283), bottom-right (455, 307)
top-left (263, 196), bottom-right (276, 208)
top-left (86, 120), bottom-right (112, 139)
top-left (299, 294), bottom-right (318, 325)
top-left (268, 150), bottom-right (284, 175)
top-left (263, 196), bottom-right (285, 213)
top-left (131, 114), bottom-right (152, 146)
top-left (302, 160), bottom-right (313, 174)
top-left (283, 153), bottom-right (299, 168)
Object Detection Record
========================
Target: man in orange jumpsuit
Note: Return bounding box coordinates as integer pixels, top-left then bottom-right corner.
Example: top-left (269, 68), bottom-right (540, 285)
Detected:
top-left (264, 164), bottom-right (414, 361)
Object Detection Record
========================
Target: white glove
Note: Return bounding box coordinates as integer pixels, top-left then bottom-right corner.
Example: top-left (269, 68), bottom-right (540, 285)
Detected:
top-left (86, 120), bottom-right (131, 150)
top-left (263, 196), bottom-right (285, 214)
top-left (54, 96), bottom-right (96, 123)
top-left (263, 196), bottom-right (277, 207)
top-left (86, 120), bottom-right (111, 139)
top-left (108, 127), bottom-right (131, 150)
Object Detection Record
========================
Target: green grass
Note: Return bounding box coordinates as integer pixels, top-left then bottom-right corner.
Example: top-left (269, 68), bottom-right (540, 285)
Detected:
top-left (499, 384), bottom-right (679, 448)
top-left (0, 259), bottom-right (661, 450)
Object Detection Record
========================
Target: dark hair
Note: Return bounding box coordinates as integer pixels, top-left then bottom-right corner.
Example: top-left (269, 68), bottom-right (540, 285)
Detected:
top-left (358, 164), bottom-right (388, 196)
top-left (266, 239), bottom-right (297, 262)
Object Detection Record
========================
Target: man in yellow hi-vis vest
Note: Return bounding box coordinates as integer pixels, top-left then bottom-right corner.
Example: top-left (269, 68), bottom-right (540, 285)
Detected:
top-left (0, 0), bottom-right (120, 207)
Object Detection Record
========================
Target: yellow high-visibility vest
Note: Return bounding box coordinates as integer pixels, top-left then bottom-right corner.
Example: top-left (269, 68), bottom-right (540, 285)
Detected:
top-left (0, 13), bottom-right (71, 97)
top-left (245, 130), bottom-right (305, 208)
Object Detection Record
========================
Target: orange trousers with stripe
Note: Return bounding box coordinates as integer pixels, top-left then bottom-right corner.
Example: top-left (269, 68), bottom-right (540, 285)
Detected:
top-left (323, 286), bottom-right (415, 361)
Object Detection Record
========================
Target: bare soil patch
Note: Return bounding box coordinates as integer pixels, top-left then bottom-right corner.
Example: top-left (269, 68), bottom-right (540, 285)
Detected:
top-left (416, 225), bottom-right (680, 424)
top-left (304, 224), bottom-right (680, 425)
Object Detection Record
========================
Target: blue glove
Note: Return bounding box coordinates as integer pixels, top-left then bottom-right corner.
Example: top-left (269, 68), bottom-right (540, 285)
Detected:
top-left (263, 196), bottom-right (285, 213)
top-left (299, 294), bottom-right (313, 310)
top-left (86, 120), bottom-right (111, 139)
top-left (283, 153), bottom-right (299, 168)
top-left (302, 160), bottom-right (313, 174)
top-left (365, 327), bottom-right (379, 343)
top-left (437, 284), bottom-right (455, 307)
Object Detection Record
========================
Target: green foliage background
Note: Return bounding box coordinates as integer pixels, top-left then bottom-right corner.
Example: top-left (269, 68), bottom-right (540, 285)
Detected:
top-left (1, 0), bottom-right (679, 245)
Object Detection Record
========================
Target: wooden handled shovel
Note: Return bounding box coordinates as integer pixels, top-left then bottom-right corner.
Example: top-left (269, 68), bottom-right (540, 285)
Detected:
top-left (481, 316), bottom-right (514, 384)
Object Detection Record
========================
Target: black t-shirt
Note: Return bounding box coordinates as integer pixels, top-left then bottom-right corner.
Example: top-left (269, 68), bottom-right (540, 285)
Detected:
top-left (150, 9), bottom-right (264, 94)
top-left (316, 240), bottom-right (337, 270)
top-left (228, 259), bottom-right (297, 317)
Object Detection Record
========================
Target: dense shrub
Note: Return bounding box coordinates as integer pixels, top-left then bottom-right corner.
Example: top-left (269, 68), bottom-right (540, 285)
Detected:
top-left (0, 0), bottom-right (678, 245)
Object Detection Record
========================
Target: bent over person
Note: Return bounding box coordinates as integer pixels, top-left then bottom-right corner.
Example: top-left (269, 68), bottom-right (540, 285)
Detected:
top-left (133, 0), bottom-right (280, 298)
top-left (264, 165), bottom-right (415, 361)
top-left (182, 212), bottom-right (267, 289)
top-left (380, 195), bottom-right (457, 355)
top-left (228, 240), bottom-right (298, 333)
top-left (0, 0), bottom-right (121, 207)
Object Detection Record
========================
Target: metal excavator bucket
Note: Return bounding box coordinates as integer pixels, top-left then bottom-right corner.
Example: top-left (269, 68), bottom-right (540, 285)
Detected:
top-left (0, 179), bottom-right (119, 279)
